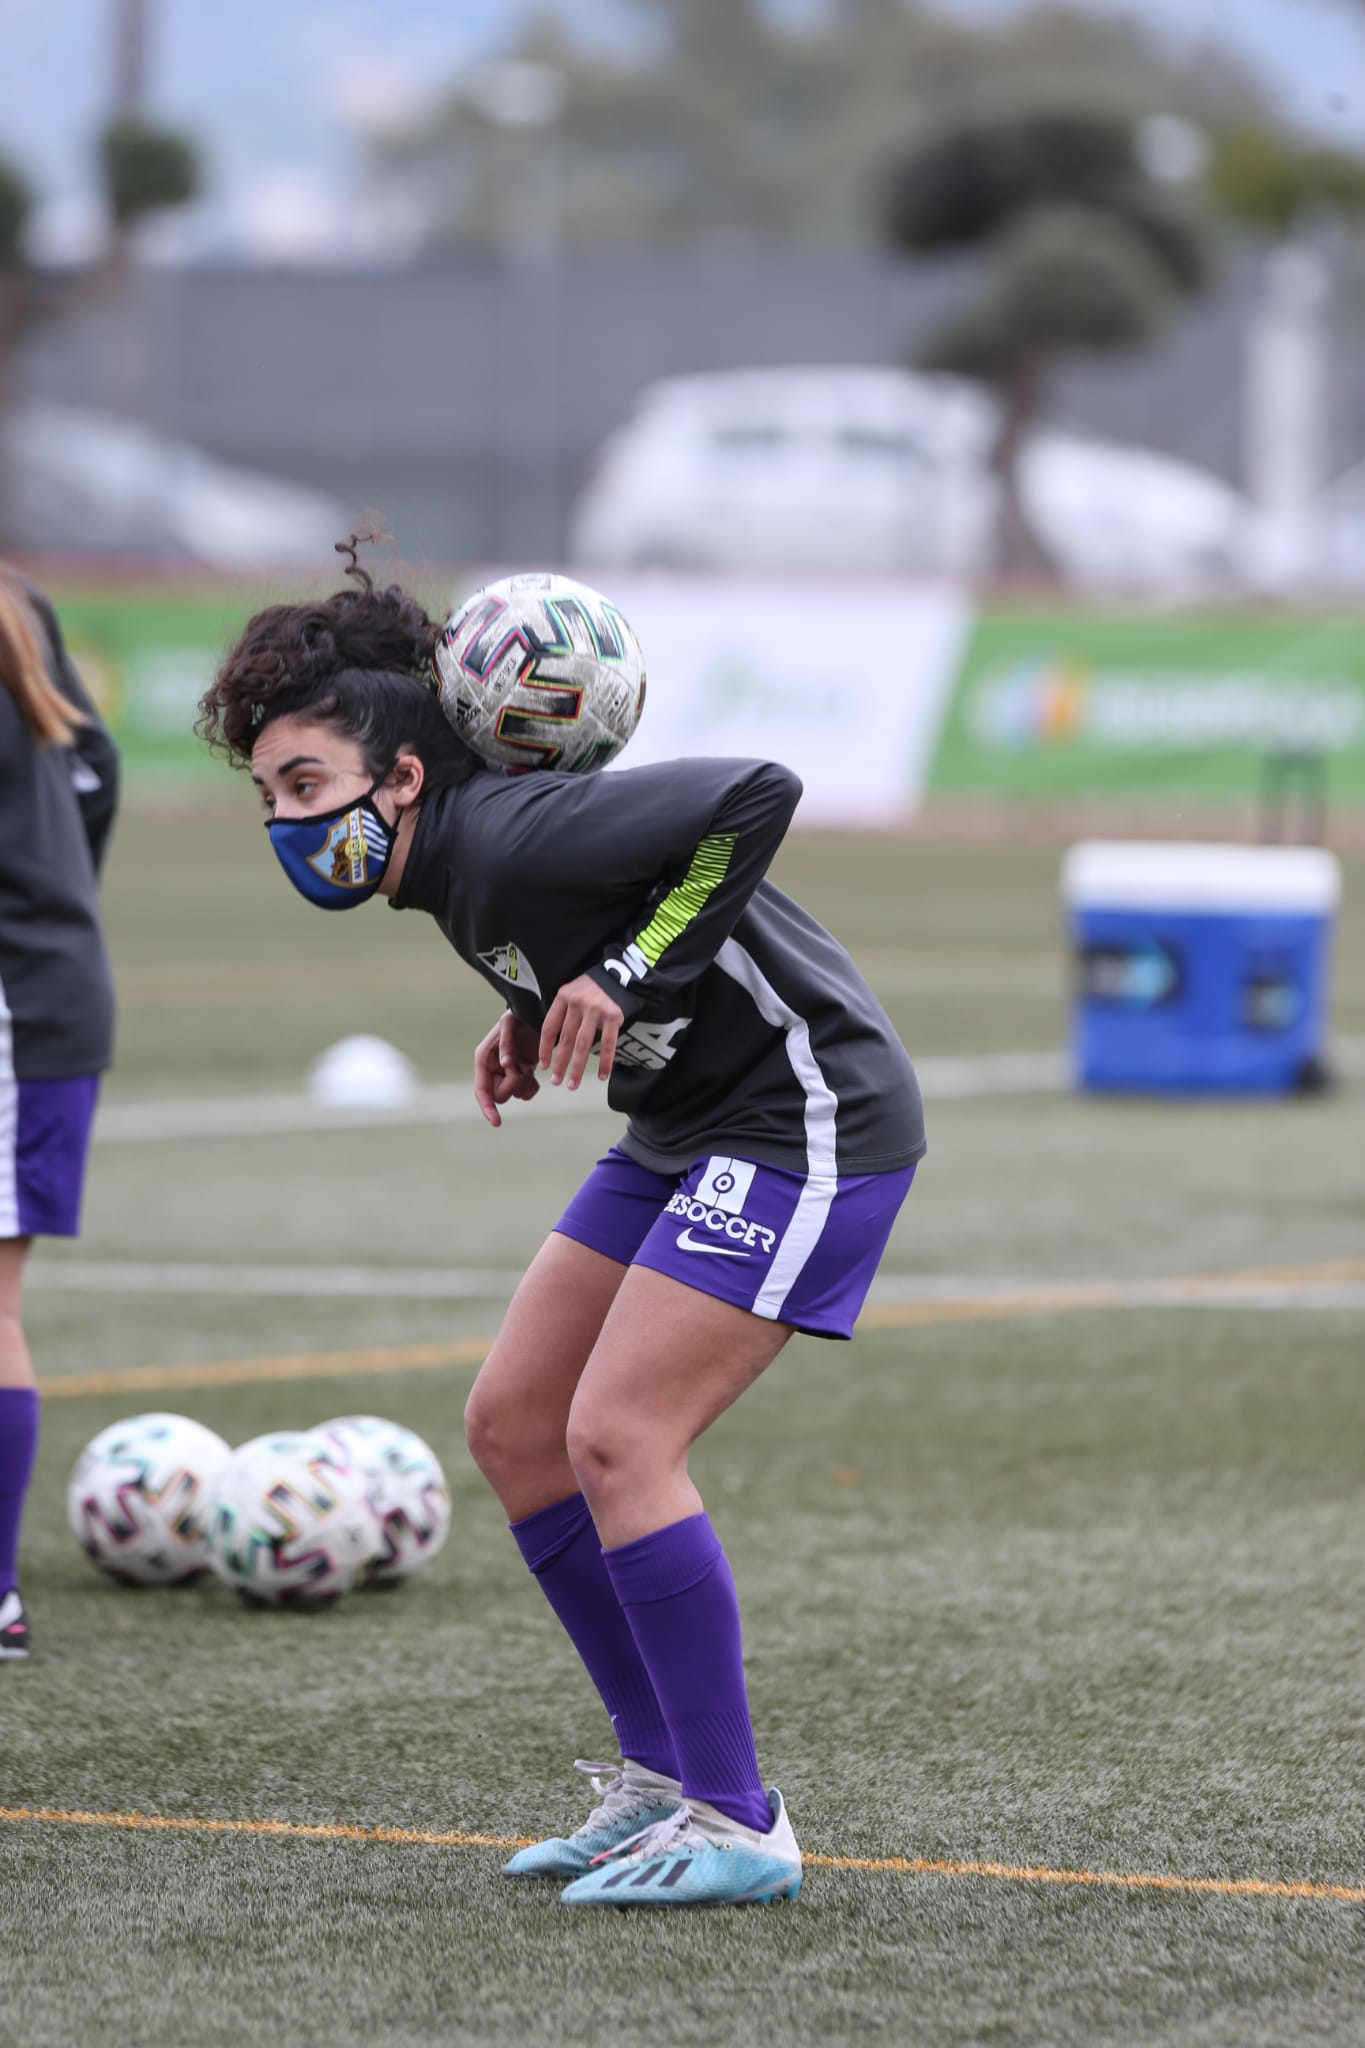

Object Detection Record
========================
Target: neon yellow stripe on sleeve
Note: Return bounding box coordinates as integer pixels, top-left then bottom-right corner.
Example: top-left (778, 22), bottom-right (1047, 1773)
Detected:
top-left (634, 833), bottom-right (737, 967)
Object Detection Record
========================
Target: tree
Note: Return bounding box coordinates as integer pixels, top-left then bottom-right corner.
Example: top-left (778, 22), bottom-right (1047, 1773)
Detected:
top-left (0, 120), bottom-right (200, 543)
top-left (99, 118), bottom-right (199, 227)
top-left (882, 101), bottom-right (1211, 576)
top-left (1208, 124), bottom-right (1365, 235)
top-left (374, 2), bottom-right (1270, 251)
top-left (0, 155), bottom-right (36, 541)
top-left (96, 116), bottom-right (201, 416)
top-left (0, 158), bottom-right (29, 274)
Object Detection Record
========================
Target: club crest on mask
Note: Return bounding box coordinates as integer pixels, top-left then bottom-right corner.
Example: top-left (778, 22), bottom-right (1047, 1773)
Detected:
top-left (307, 807), bottom-right (388, 889)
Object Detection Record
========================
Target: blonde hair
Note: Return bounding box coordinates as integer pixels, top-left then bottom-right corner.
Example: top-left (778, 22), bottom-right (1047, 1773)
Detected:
top-left (0, 571), bottom-right (85, 747)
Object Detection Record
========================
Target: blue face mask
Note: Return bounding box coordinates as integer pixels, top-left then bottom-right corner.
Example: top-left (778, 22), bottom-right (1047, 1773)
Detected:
top-left (266, 772), bottom-right (395, 910)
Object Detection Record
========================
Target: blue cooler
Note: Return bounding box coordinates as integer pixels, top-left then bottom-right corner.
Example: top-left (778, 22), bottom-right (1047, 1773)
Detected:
top-left (1061, 842), bottom-right (1341, 1095)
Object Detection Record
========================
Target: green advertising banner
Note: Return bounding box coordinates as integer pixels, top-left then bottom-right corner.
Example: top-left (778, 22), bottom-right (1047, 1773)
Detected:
top-left (40, 579), bottom-right (293, 782)
top-left (929, 607), bottom-right (1365, 804)
top-left (30, 578), bottom-right (1365, 811)
top-left (40, 579), bottom-right (265, 781)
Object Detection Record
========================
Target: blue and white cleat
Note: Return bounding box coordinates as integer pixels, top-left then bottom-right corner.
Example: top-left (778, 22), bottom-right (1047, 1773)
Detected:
top-left (503, 1758), bottom-right (681, 1880)
top-left (560, 1788), bottom-right (803, 1907)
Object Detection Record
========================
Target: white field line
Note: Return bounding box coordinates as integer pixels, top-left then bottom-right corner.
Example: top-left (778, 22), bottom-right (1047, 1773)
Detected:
top-left (25, 1260), bottom-right (1365, 1311)
top-left (89, 1035), bottom-right (1365, 1145)
top-left (88, 1049), bottom-right (1071, 1146)
top-left (91, 1080), bottom-right (606, 1143)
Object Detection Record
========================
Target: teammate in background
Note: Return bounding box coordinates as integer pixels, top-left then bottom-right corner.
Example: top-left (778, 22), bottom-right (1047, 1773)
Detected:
top-left (196, 542), bottom-right (924, 1908)
top-left (0, 571), bottom-right (119, 1660)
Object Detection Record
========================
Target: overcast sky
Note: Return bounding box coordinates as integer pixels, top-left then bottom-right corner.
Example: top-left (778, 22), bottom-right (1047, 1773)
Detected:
top-left (3, 0), bottom-right (1364, 259)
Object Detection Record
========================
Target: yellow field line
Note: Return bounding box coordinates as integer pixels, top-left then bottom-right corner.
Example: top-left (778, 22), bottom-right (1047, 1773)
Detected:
top-left (40, 1338), bottom-right (490, 1400)
top-left (802, 1849), bottom-right (1365, 1903)
top-left (857, 1258), bottom-right (1365, 1330)
top-left (34, 1258), bottom-right (1365, 1401)
top-left (0, 1805), bottom-right (527, 1850)
top-left (2, 1806), bottom-right (1360, 1904)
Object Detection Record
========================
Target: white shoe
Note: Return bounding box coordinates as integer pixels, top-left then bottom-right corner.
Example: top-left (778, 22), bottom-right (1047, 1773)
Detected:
top-left (0, 1588), bottom-right (29, 1660)
top-left (503, 1758), bottom-right (681, 1879)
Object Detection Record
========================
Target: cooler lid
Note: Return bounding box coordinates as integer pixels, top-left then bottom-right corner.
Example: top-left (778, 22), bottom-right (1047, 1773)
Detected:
top-left (1061, 841), bottom-right (1341, 913)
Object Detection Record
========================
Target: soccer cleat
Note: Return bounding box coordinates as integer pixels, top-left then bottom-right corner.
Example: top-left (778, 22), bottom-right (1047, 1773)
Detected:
top-left (560, 1787), bottom-right (803, 1907)
top-left (0, 1589), bottom-right (30, 1660)
top-left (502, 1758), bottom-right (682, 1879)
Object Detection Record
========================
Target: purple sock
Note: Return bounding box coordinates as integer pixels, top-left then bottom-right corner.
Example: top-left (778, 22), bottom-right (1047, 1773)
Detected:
top-left (603, 1512), bottom-right (772, 1834)
top-left (510, 1492), bottom-right (677, 1780)
top-left (0, 1387), bottom-right (40, 1594)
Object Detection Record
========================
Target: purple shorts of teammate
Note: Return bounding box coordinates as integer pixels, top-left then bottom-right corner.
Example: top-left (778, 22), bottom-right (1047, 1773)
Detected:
top-left (0, 1075), bottom-right (100, 1238)
top-left (554, 1145), bottom-right (915, 1341)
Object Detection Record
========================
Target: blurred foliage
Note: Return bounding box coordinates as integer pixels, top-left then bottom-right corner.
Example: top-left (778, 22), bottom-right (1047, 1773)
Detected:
top-left (0, 154), bottom-right (32, 273)
top-left (917, 204), bottom-right (1176, 375)
top-left (883, 105), bottom-right (1136, 247)
top-left (883, 98), bottom-right (1213, 577)
top-left (99, 118), bottom-right (200, 227)
top-left (0, 116), bottom-right (200, 544)
top-left (883, 101), bottom-right (1211, 291)
top-left (376, 0), bottom-right (1275, 249)
top-left (1209, 124), bottom-right (1365, 232)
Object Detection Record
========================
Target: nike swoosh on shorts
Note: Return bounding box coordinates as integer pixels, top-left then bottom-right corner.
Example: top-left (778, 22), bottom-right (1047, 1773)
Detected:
top-left (675, 1230), bottom-right (750, 1259)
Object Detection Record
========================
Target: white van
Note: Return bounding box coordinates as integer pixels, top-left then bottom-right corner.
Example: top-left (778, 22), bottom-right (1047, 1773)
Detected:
top-left (569, 366), bottom-right (1249, 589)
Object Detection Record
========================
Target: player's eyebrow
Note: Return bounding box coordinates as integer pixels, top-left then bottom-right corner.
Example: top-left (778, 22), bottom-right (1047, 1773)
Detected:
top-left (251, 754), bottom-right (324, 785)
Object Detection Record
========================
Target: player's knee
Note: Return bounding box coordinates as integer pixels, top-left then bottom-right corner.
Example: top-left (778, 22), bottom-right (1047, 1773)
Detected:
top-left (463, 1382), bottom-right (523, 1485)
top-left (564, 1409), bottom-right (646, 1503)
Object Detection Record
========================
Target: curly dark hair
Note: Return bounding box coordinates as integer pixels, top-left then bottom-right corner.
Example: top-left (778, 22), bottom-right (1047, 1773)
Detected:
top-left (196, 532), bottom-right (481, 791)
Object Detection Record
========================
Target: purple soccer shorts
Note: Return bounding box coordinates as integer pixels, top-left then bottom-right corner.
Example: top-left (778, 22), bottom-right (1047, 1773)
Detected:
top-left (0, 1075), bottom-right (100, 1239)
top-left (553, 1145), bottom-right (915, 1340)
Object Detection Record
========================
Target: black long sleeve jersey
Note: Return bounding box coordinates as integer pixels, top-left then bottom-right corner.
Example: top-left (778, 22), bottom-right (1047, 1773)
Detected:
top-left (0, 580), bottom-right (118, 1080)
top-left (392, 756), bottom-right (925, 1180)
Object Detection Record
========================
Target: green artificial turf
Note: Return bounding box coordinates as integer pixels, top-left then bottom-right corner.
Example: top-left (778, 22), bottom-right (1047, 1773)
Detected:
top-left (4, 816), bottom-right (1363, 2046)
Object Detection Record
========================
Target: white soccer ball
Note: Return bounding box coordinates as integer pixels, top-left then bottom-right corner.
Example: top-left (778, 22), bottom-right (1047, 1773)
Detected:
top-left (207, 1430), bottom-right (382, 1607)
top-left (67, 1412), bottom-right (231, 1586)
top-left (306, 1034), bottom-right (418, 1109)
top-left (433, 571), bottom-right (646, 774)
top-left (313, 1414), bottom-right (451, 1583)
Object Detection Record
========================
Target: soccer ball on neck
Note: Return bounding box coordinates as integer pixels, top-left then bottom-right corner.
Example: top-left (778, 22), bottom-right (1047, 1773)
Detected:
top-left (434, 571), bottom-right (646, 774)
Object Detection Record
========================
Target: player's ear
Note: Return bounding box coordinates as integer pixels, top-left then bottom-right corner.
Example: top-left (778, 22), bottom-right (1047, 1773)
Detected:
top-left (389, 750), bottom-right (425, 809)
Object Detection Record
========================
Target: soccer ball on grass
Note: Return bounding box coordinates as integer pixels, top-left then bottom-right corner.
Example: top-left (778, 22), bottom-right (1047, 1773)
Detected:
top-left (206, 1429), bottom-right (381, 1608)
top-left (313, 1414), bottom-right (450, 1583)
top-left (67, 1412), bottom-right (231, 1586)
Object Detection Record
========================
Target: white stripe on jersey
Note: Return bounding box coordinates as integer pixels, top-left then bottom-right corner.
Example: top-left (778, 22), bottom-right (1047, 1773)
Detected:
top-left (715, 937), bottom-right (839, 1321)
top-left (0, 972), bottom-right (18, 1237)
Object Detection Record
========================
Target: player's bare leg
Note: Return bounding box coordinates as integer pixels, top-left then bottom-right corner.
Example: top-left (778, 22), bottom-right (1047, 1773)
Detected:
top-left (464, 1231), bottom-right (626, 1520)
top-left (564, 1266), bottom-right (791, 1548)
top-left (466, 1231), bottom-right (683, 1873)
top-left (0, 1238), bottom-right (36, 1389)
top-left (558, 1267), bottom-right (803, 1904)
top-left (0, 1236), bottom-right (37, 1658)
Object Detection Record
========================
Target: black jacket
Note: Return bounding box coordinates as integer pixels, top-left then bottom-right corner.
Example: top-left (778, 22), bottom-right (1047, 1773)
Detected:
top-left (393, 757), bottom-right (923, 1178)
top-left (0, 577), bottom-right (118, 1078)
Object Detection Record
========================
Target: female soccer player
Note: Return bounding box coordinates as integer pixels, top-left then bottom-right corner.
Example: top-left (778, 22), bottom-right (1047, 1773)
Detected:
top-left (0, 571), bottom-right (119, 1660)
top-left (197, 544), bottom-right (924, 1906)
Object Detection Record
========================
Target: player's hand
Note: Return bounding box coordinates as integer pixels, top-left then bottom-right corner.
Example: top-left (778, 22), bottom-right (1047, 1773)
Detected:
top-left (539, 975), bottom-right (625, 1091)
top-left (474, 1011), bottom-right (541, 1128)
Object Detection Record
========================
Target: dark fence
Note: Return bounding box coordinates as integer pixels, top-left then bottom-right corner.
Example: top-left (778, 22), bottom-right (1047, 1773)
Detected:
top-left (22, 241), bottom-right (1365, 562)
